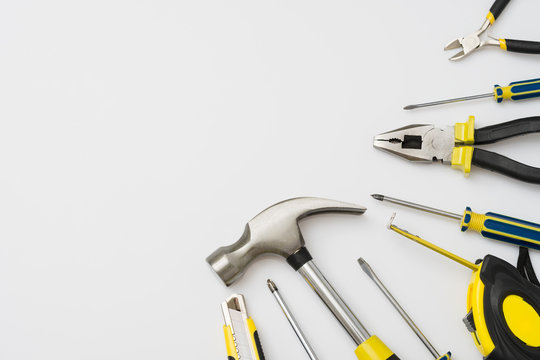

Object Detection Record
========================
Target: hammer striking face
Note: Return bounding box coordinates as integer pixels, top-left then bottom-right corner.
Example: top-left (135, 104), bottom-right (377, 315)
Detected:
top-left (206, 197), bottom-right (366, 286)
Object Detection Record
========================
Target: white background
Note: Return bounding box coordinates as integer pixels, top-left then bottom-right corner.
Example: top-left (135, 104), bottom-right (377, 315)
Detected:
top-left (1, 1), bottom-right (540, 359)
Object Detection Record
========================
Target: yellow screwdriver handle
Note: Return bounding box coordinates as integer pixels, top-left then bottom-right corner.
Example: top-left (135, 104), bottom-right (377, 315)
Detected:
top-left (461, 207), bottom-right (540, 251)
top-left (355, 335), bottom-right (399, 360)
top-left (493, 78), bottom-right (540, 103)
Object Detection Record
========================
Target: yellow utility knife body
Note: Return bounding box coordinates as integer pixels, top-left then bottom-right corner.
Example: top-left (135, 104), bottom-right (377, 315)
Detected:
top-left (221, 294), bottom-right (265, 360)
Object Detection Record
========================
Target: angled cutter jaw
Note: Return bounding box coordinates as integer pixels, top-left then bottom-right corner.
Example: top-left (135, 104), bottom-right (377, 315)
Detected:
top-left (445, 19), bottom-right (498, 60)
top-left (373, 124), bottom-right (455, 164)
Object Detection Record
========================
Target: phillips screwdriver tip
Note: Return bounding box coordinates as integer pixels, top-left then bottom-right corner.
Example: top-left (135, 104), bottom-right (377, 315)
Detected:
top-left (267, 279), bottom-right (277, 292)
top-left (403, 105), bottom-right (416, 110)
top-left (371, 194), bottom-right (384, 201)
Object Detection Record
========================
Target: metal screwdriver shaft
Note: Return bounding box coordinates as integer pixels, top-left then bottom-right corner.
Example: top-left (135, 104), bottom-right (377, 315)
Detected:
top-left (404, 92), bottom-right (493, 110)
top-left (267, 279), bottom-right (319, 360)
top-left (372, 194), bottom-right (540, 252)
top-left (358, 258), bottom-right (442, 359)
top-left (371, 194), bottom-right (461, 220)
top-left (403, 78), bottom-right (540, 110)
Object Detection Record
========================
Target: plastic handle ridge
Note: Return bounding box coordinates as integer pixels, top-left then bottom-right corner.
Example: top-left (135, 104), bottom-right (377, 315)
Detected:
top-left (494, 80), bottom-right (540, 103)
top-left (461, 207), bottom-right (540, 250)
top-left (471, 148), bottom-right (540, 184)
top-left (474, 116), bottom-right (540, 144)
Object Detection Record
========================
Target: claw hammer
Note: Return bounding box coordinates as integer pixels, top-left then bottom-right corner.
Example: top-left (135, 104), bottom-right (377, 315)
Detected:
top-left (207, 197), bottom-right (399, 360)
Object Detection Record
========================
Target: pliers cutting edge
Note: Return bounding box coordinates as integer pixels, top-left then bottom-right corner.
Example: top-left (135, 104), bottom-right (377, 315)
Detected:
top-left (374, 116), bottom-right (540, 184)
top-left (445, 0), bottom-right (540, 60)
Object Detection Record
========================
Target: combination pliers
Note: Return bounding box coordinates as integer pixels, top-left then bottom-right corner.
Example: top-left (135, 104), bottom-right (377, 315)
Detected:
top-left (445, 0), bottom-right (540, 60)
top-left (373, 116), bottom-right (540, 184)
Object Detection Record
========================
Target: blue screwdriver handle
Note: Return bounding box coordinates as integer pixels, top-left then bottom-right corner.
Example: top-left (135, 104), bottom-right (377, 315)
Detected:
top-left (461, 207), bottom-right (540, 250)
top-left (493, 78), bottom-right (540, 103)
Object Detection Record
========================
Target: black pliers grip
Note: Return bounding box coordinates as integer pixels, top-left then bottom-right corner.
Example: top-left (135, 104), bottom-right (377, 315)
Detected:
top-left (472, 117), bottom-right (540, 184)
top-left (488, 0), bottom-right (511, 22)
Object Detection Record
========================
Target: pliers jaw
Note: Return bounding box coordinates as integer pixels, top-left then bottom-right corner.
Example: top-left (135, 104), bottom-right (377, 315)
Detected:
top-left (445, 19), bottom-right (499, 60)
top-left (373, 124), bottom-right (455, 164)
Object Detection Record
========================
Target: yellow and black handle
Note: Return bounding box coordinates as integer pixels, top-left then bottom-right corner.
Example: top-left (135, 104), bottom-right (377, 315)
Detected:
top-left (354, 335), bottom-right (399, 360)
top-left (499, 39), bottom-right (540, 54)
top-left (460, 207), bottom-right (540, 251)
top-left (223, 317), bottom-right (265, 360)
top-left (493, 78), bottom-right (540, 103)
top-left (451, 116), bottom-right (540, 184)
top-left (486, 0), bottom-right (540, 54)
top-left (486, 0), bottom-right (510, 25)
top-left (465, 255), bottom-right (540, 360)
top-left (223, 324), bottom-right (239, 360)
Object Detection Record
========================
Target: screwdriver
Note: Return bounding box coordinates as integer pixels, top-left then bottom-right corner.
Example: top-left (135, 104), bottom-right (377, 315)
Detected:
top-left (267, 279), bottom-right (319, 360)
top-left (358, 258), bottom-right (452, 360)
top-left (371, 194), bottom-right (540, 251)
top-left (404, 77), bottom-right (540, 110)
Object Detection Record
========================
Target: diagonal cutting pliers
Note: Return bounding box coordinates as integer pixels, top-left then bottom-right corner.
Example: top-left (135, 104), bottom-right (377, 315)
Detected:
top-left (445, 0), bottom-right (540, 60)
top-left (373, 116), bottom-right (540, 184)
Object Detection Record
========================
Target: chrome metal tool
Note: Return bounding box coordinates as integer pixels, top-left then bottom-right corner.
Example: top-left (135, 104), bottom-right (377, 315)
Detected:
top-left (358, 258), bottom-right (451, 360)
top-left (267, 279), bottom-right (319, 360)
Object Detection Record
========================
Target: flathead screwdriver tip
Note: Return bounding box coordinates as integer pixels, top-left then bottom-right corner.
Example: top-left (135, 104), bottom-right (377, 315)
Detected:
top-left (267, 279), bottom-right (277, 292)
top-left (357, 257), bottom-right (372, 272)
top-left (403, 105), bottom-right (416, 110)
top-left (371, 194), bottom-right (384, 201)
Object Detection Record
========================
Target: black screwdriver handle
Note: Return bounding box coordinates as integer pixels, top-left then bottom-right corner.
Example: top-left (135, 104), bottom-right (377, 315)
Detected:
top-left (474, 116), bottom-right (540, 145)
top-left (504, 39), bottom-right (540, 54)
top-left (489, 0), bottom-right (511, 21)
top-left (472, 148), bottom-right (540, 184)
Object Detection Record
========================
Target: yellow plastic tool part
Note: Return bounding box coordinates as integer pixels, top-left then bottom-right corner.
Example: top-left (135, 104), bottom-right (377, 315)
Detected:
top-left (466, 264), bottom-right (496, 357)
top-left (223, 325), bottom-right (240, 360)
top-left (487, 11), bottom-right (496, 25)
top-left (354, 335), bottom-right (396, 360)
top-left (502, 295), bottom-right (540, 347)
top-left (499, 39), bottom-right (507, 51)
top-left (451, 147), bottom-right (474, 175)
top-left (437, 352), bottom-right (452, 360)
top-left (451, 116), bottom-right (475, 176)
top-left (246, 318), bottom-right (264, 360)
top-left (460, 207), bottom-right (540, 249)
top-left (454, 116), bottom-right (475, 144)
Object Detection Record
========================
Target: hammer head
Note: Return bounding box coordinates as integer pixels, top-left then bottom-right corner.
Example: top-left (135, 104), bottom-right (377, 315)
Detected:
top-left (206, 197), bottom-right (366, 286)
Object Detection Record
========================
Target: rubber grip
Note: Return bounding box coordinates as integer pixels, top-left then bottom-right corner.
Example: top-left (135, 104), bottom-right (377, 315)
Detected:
top-left (461, 207), bottom-right (540, 250)
top-left (494, 79), bottom-right (540, 103)
top-left (471, 148), bottom-right (540, 184)
top-left (489, 0), bottom-right (511, 20)
top-left (505, 39), bottom-right (540, 54)
top-left (474, 116), bottom-right (540, 144)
